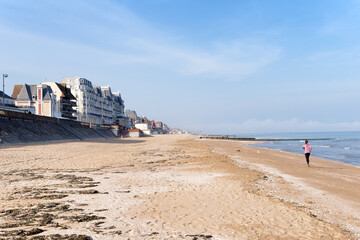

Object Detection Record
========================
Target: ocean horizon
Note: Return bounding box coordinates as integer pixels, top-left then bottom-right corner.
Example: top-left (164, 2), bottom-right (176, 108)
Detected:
top-left (231, 131), bottom-right (360, 167)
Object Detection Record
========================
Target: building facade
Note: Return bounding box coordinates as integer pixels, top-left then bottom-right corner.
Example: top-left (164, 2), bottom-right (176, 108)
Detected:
top-left (128, 128), bottom-right (143, 137)
top-left (62, 77), bottom-right (102, 124)
top-left (14, 84), bottom-right (60, 117)
top-left (62, 77), bottom-right (127, 125)
top-left (99, 86), bottom-right (115, 125)
top-left (125, 109), bottom-right (138, 128)
top-left (135, 122), bottom-right (152, 131)
top-left (41, 82), bottom-right (77, 120)
top-left (155, 121), bottom-right (163, 129)
top-left (112, 91), bottom-right (127, 126)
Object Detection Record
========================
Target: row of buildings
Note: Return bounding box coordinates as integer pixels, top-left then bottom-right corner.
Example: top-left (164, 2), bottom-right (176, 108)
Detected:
top-left (8, 77), bottom-right (128, 126)
top-left (125, 109), bottom-right (170, 135)
top-left (1, 76), bottom-right (170, 135)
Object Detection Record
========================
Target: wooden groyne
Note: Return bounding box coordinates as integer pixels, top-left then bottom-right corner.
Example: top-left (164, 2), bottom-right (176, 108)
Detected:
top-left (199, 135), bottom-right (256, 141)
top-left (199, 135), bottom-right (332, 141)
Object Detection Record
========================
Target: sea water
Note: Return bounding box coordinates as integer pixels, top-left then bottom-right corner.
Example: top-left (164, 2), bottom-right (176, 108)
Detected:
top-left (236, 131), bottom-right (360, 167)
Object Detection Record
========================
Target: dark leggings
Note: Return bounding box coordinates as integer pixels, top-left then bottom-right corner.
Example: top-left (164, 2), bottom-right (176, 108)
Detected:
top-left (305, 153), bottom-right (310, 165)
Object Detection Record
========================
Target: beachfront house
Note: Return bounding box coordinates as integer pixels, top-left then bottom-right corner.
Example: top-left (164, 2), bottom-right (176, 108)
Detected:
top-left (135, 122), bottom-right (151, 131)
top-left (135, 121), bottom-right (153, 135)
top-left (41, 82), bottom-right (77, 120)
top-left (14, 84), bottom-right (60, 117)
top-left (125, 109), bottom-right (138, 128)
top-left (164, 124), bottom-right (170, 132)
top-left (155, 121), bottom-right (163, 129)
top-left (155, 121), bottom-right (170, 134)
top-left (128, 128), bottom-right (143, 137)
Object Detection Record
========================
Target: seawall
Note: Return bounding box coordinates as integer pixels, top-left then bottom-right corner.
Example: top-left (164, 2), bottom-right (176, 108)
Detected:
top-left (0, 109), bottom-right (116, 144)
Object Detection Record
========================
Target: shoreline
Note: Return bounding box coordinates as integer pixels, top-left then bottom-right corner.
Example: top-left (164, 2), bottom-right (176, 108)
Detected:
top-left (0, 135), bottom-right (358, 239)
top-left (201, 138), bottom-right (360, 238)
top-left (248, 141), bottom-right (360, 169)
top-left (201, 135), bottom-right (360, 168)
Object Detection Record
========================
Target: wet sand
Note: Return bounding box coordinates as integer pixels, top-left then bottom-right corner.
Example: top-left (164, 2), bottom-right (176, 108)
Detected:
top-left (0, 135), bottom-right (358, 239)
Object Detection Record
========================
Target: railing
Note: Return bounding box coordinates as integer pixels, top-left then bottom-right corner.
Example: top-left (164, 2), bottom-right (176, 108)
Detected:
top-left (60, 99), bottom-right (71, 104)
top-left (60, 99), bottom-right (76, 106)
top-left (0, 105), bottom-right (29, 113)
top-left (0, 108), bottom-right (128, 132)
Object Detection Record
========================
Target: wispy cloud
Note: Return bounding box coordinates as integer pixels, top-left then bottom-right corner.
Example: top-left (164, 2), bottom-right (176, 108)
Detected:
top-left (1, 0), bottom-right (359, 132)
top-left (127, 38), bottom-right (281, 79)
top-left (0, 0), bottom-right (281, 82)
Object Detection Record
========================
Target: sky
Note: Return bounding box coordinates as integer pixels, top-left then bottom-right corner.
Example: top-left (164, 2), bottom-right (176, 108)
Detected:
top-left (0, 0), bottom-right (360, 134)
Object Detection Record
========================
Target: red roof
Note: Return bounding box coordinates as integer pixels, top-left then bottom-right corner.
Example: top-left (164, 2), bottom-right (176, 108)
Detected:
top-left (128, 129), bottom-right (141, 132)
top-left (12, 85), bottom-right (23, 99)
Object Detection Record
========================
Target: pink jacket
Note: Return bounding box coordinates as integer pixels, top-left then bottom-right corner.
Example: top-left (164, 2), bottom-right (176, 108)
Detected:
top-left (303, 144), bottom-right (312, 153)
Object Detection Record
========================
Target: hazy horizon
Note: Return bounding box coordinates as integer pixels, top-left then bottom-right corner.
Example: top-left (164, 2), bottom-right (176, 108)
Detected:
top-left (1, 0), bottom-right (359, 133)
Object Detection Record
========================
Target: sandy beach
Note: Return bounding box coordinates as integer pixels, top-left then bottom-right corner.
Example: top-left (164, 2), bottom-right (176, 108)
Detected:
top-left (0, 135), bottom-right (359, 239)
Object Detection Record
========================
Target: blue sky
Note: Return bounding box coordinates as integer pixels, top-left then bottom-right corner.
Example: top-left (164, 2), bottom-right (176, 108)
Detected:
top-left (0, 0), bottom-right (360, 134)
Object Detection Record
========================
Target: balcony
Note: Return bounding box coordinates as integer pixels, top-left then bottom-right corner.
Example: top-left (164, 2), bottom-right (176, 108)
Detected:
top-left (60, 99), bottom-right (71, 105)
top-left (61, 99), bottom-right (77, 106)
top-left (61, 112), bottom-right (77, 120)
top-left (61, 107), bottom-right (77, 113)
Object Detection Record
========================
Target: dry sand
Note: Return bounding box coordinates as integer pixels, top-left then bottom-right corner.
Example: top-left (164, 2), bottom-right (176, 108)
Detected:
top-left (0, 135), bottom-right (358, 239)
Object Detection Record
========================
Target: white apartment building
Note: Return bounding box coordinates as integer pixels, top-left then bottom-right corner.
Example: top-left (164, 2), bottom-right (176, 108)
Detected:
top-left (112, 92), bottom-right (125, 117)
top-left (62, 77), bottom-right (101, 124)
top-left (62, 77), bottom-right (126, 125)
top-left (100, 86), bottom-right (115, 125)
top-left (103, 89), bottom-right (126, 126)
